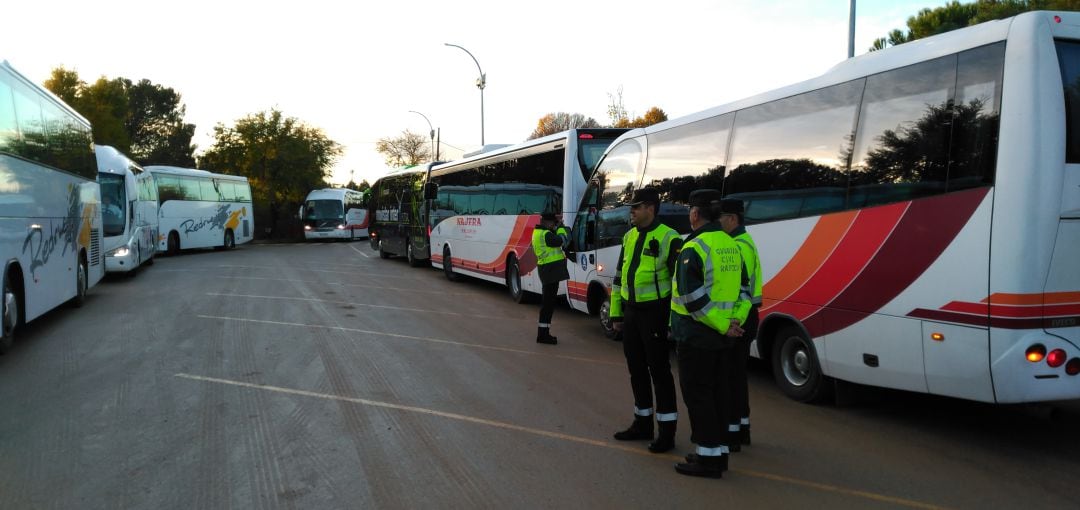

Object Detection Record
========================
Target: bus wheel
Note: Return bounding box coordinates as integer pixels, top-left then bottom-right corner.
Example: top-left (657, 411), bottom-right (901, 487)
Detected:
top-left (1, 273), bottom-right (18, 353)
top-left (127, 246), bottom-right (140, 277)
top-left (506, 255), bottom-right (526, 303)
top-left (771, 325), bottom-right (830, 403)
top-left (442, 246), bottom-right (459, 282)
top-left (72, 258), bottom-right (88, 308)
top-left (406, 241), bottom-right (423, 267)
top-left (224, 229), bottom-right (235, 250)
top-left (378, 239), bottom-right (391, 259)
top-left (599, 299), bottom-right (619, 340)
top-left (167, 232), bottom-right (180, 256)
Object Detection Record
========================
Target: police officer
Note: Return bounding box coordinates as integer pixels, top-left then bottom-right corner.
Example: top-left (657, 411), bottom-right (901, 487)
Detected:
top-left (671, 189), bottom-right (750, 478)
top-left (610, 187), bottom-right (683, 453)
top-left (719, 198), bottom-right (760, 449)
top-left (533, 212), bottom-right (569, 345)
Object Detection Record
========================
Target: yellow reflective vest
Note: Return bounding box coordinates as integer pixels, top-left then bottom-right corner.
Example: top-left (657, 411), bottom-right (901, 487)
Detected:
top-left (671, 227), bottom-right (749, 340)
top-left (532, 228), bottom-right (566, 266)
top-left (733, 228), bottom-right (763, 306)
top-left (610, 223), bottom-right (680, 319)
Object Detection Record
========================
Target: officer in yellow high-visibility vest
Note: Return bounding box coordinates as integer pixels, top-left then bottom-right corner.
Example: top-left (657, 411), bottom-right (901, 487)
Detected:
top-left (719, 198), bottom-right (761, 449)
top-left (610, 187), bottom-right (684, 454)
top-left (532, 212), bottom-right (569, 345)
top-left (671, 189), bottom-right (750, 479)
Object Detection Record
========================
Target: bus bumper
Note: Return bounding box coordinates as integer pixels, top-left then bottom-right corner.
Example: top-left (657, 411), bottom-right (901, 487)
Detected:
top-left (104, 242), bottom-right (139, 273)
top-left (304, 227), bottom-right (368, 240)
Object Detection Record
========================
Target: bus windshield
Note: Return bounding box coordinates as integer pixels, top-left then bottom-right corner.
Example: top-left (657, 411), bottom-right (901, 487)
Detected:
top-left (304, 199), bottom-right (344, 220)
top-left (579, 138), bottom-right (618, 180)
top-left (99, 173), bottom-right (126, 236)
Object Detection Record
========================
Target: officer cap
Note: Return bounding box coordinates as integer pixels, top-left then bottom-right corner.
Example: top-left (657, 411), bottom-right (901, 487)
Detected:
top-left (540, 212), bottom-right (558, 221)
top-left (720, 198), bottom-right (745, 215)
top-left (688, 189), bottom-right (722, 208)
top-left (626, 187), bottom-right (660, 206)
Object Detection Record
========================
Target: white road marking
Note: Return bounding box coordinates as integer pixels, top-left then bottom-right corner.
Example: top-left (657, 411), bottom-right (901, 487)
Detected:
top-left (206, 292), bottom-right (531, 322)
top-left (215, 264), bottom-right (425, 281)
top-left (174, 373), bottom-right (949, 510)
top-left (195, 314), bottom-right (623, 367)
top-left (349, 243), bottom-right (370, 258)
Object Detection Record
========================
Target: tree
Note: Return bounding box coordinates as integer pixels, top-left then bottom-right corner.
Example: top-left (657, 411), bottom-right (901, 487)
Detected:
top-left (528, 112), bottom-right (601, 139)
top-left (614, 106), bottom-right (668, 129)
top-left (607, 86), bottom-right (629, 127)
top-left (345, 179), bottom-right (370, 191)
top-left (200, 109), bottom-right (342, 239)
top-left (869, 0), bottom-right (1080, 52)
top-left (375, 130), bottom-right (430, 167)
top-left (42, 67), bottom-right (196, 166)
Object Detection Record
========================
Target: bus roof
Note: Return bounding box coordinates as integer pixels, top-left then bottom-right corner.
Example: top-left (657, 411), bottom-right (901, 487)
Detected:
top-left (144, 165), bottom-right (248, 182)
top-left (0, 60), bottom-right (92, 128)
top-left (305, 188), bottom-right (362, 200)
top-left (430, 128), bottom-right (627, 177)
top-left (95, 145), bottom-right (143, 176)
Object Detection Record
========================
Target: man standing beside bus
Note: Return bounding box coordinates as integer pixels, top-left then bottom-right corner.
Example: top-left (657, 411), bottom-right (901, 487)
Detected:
top-left (533, 212), bottom-right (569, 345)
top-left (671, 189), bottom-right (749, 478)
top-left (610, 187), bottom-right (683, 453)
top-left (719, 198), bottom-right (760, 449)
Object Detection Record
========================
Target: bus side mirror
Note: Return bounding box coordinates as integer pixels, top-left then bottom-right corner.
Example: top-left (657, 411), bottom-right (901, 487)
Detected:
top-left (424, 182), bottom-right (438, 200)
top-left (297, 205), bottom-right (304, 220)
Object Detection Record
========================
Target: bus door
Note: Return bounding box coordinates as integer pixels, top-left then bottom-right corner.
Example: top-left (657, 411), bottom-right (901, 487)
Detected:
top-left (567, 182), bottom-right (599, 314)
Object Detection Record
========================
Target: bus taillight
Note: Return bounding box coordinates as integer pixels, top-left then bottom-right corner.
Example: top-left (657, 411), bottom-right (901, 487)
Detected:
top-left (1066, 358), bottom-right (1080, 376)
top-left (1026, 344), bottom-right (1046, 362)
top-left (1047, 349), bottom-right (1068, 368)
top-left (1055, 15), bottom-right (1062, 23)
top-left (578, 133), bottom-right (594, 139)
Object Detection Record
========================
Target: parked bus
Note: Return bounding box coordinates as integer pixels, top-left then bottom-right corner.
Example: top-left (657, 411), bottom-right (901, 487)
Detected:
top-left (427, 129), bottom-right (626, 302)
top-left (1, 60), bottom-right (105, 352)
top-left (299, 187), bottom-right (368, 240)
top-left (368, 164), bottom-right (437, 266)
top-left (567, 11), bottom-right (1080, 404)
top-left (144, 165), bottom-right (253, 255)
top-left (96, 145), bottom-right (158, 274)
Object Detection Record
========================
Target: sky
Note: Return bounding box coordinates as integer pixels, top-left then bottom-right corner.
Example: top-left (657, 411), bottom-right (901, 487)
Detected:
top-left (2, 0), bottom-right (951, 186)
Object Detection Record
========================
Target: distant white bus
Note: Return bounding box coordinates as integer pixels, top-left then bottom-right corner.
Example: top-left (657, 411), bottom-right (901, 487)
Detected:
top-left (1, 59), bottom-right (105, 352)
top-left (299, 187), bottom-right (368, 240)
top-left (96, 145), bottom-right (158, 274)
top-left (427, 129), bottom-right (626, 302)
top-left (144, 165), bottom-right (253, 255)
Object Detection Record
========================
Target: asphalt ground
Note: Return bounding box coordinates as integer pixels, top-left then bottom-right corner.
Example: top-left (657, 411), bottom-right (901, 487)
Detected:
top-left (0, 240), bottom-right (1077, 509)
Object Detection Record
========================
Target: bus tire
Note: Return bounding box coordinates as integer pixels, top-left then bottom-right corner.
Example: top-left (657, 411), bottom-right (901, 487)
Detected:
top-left (72, 257), bottom-right (88, 308)
top-left (1, 269), bottom-right (19, 354)
top-left (406, 241), bottom-right (423, 267)
top-left (167, 232), bottom-right (180, 256)
top-left (598, 297), bottom-right (619, 340)
top-left (506, 255), bottom-right (527, 303)
top-left (127, 246), bottom-right (140, 277)
top-left (224, 229), bottom-right (235, 250)
top-left (378, 239), bottom-right (391, 259)
top-left (771, 324), bottom-right (831, 403)
top-left (442, 246), bottom-right (459, 282)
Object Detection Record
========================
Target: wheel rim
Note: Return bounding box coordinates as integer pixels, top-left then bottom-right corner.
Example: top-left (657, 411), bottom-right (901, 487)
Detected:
top-left (77, 263), bottom-right (86, 298)
top-left (780, 335), bottom-right (812, 387)
top-left (509, 262), bottom-right (520, 296)
top-left (407, 243), bottom-right (413, 263)
top-left (599, 300), bottom-right (613, 333)
top-left (226, 232), bottom-right (234, 248)
top-left (3, 285), bottom-right (17, 335)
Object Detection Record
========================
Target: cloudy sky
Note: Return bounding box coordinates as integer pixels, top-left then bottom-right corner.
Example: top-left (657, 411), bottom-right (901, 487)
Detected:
top-left (2, 0), bottom-right (948, 185)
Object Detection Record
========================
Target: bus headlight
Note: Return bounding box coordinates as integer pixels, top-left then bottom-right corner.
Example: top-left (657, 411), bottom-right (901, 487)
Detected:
top-left (336, 224), bottom-right (345, 230)
top-left (304, 225), bottom-right (312, 231)
top-left (109, 246), bottom-right (130, 257)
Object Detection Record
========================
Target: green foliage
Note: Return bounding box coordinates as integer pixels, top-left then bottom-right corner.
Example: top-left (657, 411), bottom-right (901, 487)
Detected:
top-left (529, 112), bottom-right (601, 139)
top-left (42, 67), bottom-right (196, 166)
top-left (867, 0), bottom-right (1080, 52)
top-left (200, 109), bottom-right (342, 237)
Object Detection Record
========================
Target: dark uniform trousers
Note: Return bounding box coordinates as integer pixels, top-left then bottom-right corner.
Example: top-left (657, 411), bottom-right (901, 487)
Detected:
top-left (539, 282), bottom-right (559, 325)
top-left (731, 305), bottom-right (759, 427)
top-left (622, 301), bottom-right (677, 416)
top-left (678, 342), bottom-right (734, 448)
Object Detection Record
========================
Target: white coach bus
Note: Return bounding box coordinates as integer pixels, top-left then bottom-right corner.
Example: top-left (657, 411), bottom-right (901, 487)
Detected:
top-left (96, 145), bottom-right (157, 274)
top-left (144, 165), bottom-right (253, 255)
top-left (299, 187), bottom-right (368, 240)
top-left (1, 60), bottom-right (105, 352)
top-left (568, 11), bottom-right (1080, 404)
top-left (427, 129), bottom-right (625, 302)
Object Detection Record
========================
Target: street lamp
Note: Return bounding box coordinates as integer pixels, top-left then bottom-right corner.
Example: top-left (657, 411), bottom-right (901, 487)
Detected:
top-left (444, 43), bottom-right (486, 147)
top-left (408, 110), bottom-right (437, 161)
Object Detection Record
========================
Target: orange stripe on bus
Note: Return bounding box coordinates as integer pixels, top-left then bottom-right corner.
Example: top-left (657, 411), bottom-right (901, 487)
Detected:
top-left (761, 211), bottom-right (857, 309)
top-left (982, 291), bottom-right (1080, 306)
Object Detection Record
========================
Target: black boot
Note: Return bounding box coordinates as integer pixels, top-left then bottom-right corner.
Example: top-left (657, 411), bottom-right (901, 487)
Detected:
top-left (739, 424), bottom-right (751, 446)
top-left (675, 454), bottom-right (727, 478)
top-left (536, 327), bottom-right (557, 345)
top-left (613, 415), bottom-right (653, 441)
top-left (648, 421), bottom-right (676, 453)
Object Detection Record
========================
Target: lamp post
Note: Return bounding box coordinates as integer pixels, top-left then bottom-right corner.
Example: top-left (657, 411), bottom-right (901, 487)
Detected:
top-left (444, 43), bottom-right (485, 147)
top-left (848, 0), bottom-right (856, 58)
top-left (408, 110), bottom-right (436, 161)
